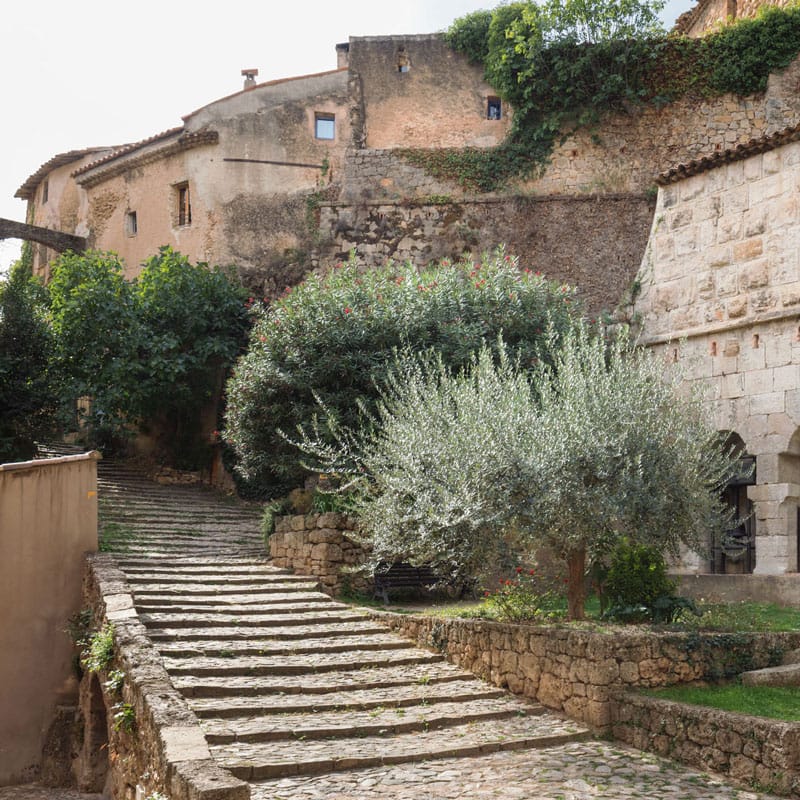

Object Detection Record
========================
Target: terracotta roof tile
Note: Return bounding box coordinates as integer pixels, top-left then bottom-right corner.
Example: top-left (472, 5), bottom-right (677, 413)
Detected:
top-left (656, 124), bottom-right (800, 185)
top-left (15, 147), bottom-right (117, 200)
top-left (71, 126), bottom-right (185, 177)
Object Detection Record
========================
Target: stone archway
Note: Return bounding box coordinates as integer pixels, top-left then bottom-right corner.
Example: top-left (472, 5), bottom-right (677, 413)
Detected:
top-left (712, 431), bottom-right (757, 574)
top-left (0, 218), bottom-right (86, 254)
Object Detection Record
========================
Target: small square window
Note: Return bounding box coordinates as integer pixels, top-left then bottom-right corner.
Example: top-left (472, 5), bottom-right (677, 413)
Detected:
top-left (177, 183), bottom-right (192, 226)
top-left (315, 113), bottom-right (335, 140)
top-left (487, 97), bottom-right (502, 120)
top-left (125, 211), bottom-right (138, 237)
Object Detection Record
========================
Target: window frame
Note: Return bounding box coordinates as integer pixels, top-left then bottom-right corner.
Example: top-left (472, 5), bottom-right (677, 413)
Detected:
top-left (176, 182), bottom-right (192, 227)
top-left (125, 211), bottom-right (138, 237)
top-left (314, 112), bottom-right (336, 141)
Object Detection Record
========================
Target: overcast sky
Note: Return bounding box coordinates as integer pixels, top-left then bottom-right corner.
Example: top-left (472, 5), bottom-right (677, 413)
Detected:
top-left (0, 0), bottom-right (694, 273)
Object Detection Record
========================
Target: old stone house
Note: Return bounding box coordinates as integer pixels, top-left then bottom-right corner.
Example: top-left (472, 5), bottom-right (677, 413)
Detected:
top-left (12, 0), bottom-right (800, 579)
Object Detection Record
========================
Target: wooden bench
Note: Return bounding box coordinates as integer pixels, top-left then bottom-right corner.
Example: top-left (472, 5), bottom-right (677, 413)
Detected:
top-left (373, 562), bottom-right (438, 604)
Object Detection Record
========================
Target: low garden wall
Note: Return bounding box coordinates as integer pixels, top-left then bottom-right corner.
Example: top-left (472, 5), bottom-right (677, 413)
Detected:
top-left (269, 513), bottom-right (369, 596)
top-left (611, 692), bottom-right (800, 796)
top-left (368, 611), bottom-right (800, 730)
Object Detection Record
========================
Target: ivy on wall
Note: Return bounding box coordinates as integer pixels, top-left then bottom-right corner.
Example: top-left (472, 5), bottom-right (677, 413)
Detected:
top-left (408, 2), bottom-right (800, 193)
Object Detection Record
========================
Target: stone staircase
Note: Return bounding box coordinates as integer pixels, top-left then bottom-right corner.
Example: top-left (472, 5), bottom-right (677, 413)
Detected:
top-left (90, 453), bottom-right (590, 796)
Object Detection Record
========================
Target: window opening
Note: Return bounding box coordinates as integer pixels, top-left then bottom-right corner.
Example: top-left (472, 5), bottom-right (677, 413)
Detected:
top-left (397, 47), bottom-right (410, 73)
top-left (487, 97), bottom-right (502, 120)
top-left (177, 183), bottom-right (192, 226)
top-left (125, 211), bottom-right (138, 237)
top-left (42, 180), bottom-right (49, 204)
top-left (315, 113), bottom-right (335, 140)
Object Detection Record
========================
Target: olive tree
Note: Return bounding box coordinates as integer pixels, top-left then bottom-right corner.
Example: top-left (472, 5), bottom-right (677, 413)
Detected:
top-left (299, 325), bottom-right (741, 618)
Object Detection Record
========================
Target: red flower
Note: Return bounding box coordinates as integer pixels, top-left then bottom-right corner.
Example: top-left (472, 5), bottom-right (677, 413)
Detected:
top-left (529, 569), bottom-right (536, 576)
top-left (516, 567), bottom-right (523, 574)
top-left (344, 307), bottom-right (352, 314)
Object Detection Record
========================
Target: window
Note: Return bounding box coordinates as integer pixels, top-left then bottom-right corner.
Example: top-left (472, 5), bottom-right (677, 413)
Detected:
top-left (487, 97), bottom-right (502, 120)
top-left (41, 180), bottom-right (49, 204)
top-left (125, 211), bottom-right (138, 237)
top-left (177, 183), bottom-right (192, 226)
top-left (315, 113), bottom-right (335, 140)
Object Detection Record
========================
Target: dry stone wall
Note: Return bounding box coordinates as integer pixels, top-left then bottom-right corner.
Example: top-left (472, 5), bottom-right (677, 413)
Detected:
top-left (318, 194), bottom-right (654, 313)
top-left (269, 513), bottom-right (369, 596)
top-left (612, 691), bottom-right (800, 796)
top-left (368, 611), bottom-right (800, 730)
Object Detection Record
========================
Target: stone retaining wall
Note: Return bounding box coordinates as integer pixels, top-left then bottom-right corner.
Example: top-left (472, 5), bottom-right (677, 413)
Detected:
top-left (269, 513), bottom-right (369, 596)
top-left (368, 611), bottom-right (800, 730)
top-left (77, 554), bottom-right (249, 800)
top-left (318, 194), bottom-right (654, 313)
top-left (611, 691), bottom-right (800, 796)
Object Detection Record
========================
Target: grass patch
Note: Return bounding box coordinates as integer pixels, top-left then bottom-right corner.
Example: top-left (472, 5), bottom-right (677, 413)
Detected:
top-left (673, 601), bottom-right (800, 632)
top-left (646, 682), bottom-right (800, 721)
top-left (351, 594), bottom-right (800, 633)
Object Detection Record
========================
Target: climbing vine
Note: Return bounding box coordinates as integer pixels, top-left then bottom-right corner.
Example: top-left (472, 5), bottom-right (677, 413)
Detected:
top-left (423, 2), bottom-right (800, 193)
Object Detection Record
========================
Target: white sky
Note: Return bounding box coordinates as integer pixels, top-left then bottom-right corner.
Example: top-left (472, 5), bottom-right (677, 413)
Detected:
top-left (0, 0), bottom-right (694, 274)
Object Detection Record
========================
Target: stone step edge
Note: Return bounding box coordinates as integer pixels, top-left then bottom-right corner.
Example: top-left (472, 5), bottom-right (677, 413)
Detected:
top-left (227, 729), bottom-right (593, 781)
top-left (176, 671), bottom-right (471, 698)
top-left (204, 706), bottom-right (528, 744)
top-left (191, 686), bottom-right (509, 717)
top-left (141, 613), bottom-right (371, 629)
top-left (147, 625), bottom-right (387, 642)
top-left (164, 652), bottom-right (442, 677)
top-left (156, 640), bottom-right (410, 658)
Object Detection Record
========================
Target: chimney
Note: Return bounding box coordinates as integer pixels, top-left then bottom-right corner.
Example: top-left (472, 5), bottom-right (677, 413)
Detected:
top-left (336, 43), bottom-right (350, 70)
top-left (241, 68), bottom-right (259, 90)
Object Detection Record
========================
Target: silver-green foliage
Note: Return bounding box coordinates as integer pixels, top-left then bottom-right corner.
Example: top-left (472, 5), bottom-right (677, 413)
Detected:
top-left (297, 324), bottom-right (741, 599)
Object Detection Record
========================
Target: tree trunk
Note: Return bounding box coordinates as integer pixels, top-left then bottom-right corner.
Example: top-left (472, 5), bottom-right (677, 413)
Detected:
top-left (566, 547), bottom-right (586, 620)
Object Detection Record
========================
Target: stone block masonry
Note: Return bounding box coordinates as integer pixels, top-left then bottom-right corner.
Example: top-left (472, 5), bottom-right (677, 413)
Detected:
top-left (269, 513), bottom-right (369, 596)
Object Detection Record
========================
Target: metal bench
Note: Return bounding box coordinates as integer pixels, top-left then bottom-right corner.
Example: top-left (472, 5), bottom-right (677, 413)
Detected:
top-left (373, 562), bottom-right (438, 604)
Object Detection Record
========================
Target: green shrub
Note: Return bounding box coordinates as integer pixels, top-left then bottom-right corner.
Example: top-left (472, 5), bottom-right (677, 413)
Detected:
top-left (483, 566), bottom-right (562, 622)
top-left (224, 250), bottom-right (579, 496)
top-left (81, 622), bottom-right (115, 673)
top-left (604, 539), bottom-right (676, 609)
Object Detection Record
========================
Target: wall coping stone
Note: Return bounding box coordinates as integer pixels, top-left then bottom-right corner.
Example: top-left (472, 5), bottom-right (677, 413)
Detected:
top-left (85, 554), bottom-right (250, 800)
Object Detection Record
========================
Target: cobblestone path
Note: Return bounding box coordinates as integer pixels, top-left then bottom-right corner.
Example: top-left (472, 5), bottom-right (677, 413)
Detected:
top-left (93, 457), bottom-right (781, 800)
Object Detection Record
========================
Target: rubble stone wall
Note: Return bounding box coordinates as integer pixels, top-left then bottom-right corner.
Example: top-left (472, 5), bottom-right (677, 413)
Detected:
top-left (368, 610), bottom-right (800, 730)
top-left (611, 691), bottom-right (800, 796)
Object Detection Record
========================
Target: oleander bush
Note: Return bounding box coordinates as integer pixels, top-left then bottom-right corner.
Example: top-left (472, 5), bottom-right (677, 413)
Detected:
top-left (224, 249), bottom-right (579, 496)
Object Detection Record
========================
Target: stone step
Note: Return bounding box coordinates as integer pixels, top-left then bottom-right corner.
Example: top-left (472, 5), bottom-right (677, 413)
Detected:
top-left (135, 598), bottom-right (337, 614)
top-left (139, 609), bottom-right (371, 629)
top-left (202, 697), bottom-right (540, 744)
top-left (134, 590), bottom-right (325, 606)
top-left (741, 662), bottom-right (800, 687)
top-left (188, 680), bottom-right (507, 717)
top-left (162, 647), bottom-right (442, 677)
top-left (126, 574), bottom-right (297, 587)
top-left (155, 633), bottom-right (410, 659)
top-left (116, 558), bottom-right (282, 570)
top-left (147, 621), bottom-right (387, 642)
top-left (212, 715), bottom-right (591, 780)
top-left (131, 582), bottom-right (320, 597)
top-left (174, 662), bottom-right (471, 698)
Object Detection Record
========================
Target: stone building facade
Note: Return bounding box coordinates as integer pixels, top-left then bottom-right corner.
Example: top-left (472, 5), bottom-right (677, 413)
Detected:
top-left (633, 126), bottom-right (800, 576)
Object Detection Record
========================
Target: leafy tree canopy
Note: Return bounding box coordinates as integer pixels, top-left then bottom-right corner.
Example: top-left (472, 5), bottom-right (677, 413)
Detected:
top-left (295, 324), bottom-right (742, 619)
top-left (0, 254), bottom-right (58, 462)
top-left (224, 250), bottom-right (580, 496)
top-left (48, 247), bottom-right (250, 463)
